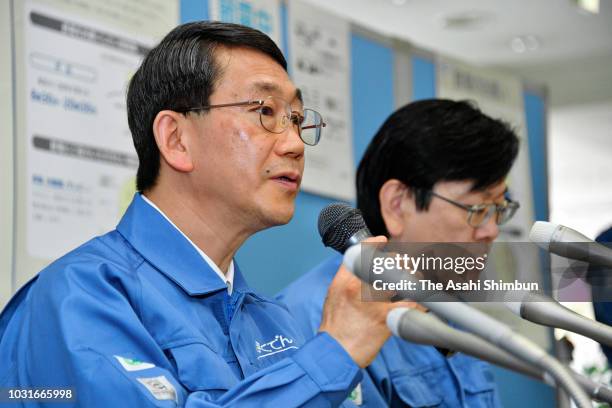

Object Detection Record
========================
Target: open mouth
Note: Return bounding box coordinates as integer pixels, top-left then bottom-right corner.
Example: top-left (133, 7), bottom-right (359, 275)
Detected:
top-left (277, 176), bottom-right (295, 182)
top-left (272, 173), bottom-right (300, 190)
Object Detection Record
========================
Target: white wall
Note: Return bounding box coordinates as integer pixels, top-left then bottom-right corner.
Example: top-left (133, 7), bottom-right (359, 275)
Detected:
top-left (549, 100), bottom-right (612, 379)
top-left (549, 101), bottom-right (612, 238)
top-left (1, 1), bottom-right (14, 307)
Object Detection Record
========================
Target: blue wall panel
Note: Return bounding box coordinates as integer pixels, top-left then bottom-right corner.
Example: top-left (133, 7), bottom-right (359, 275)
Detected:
top-left (181, 0), bottom-right (209, 23)
top-left (280, 2), bottom-right (289, 64)
top-left (411, 55), bottom-right (436, 100)
top-left (524, 90), bottom-right (553, 294)
top-left (351, 34), bottom-right (395, 163)
top-left (524, 91), bottom-right (549, 221)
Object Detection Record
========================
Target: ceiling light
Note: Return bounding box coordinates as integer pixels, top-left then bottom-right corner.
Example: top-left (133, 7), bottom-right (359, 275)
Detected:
top-left (439, 10), bottom-right (492, 30)
top-left (510, 35), bottom-right (540, 53)
top-left (510, 37), bottom-right (527, 53)
top-left (391, 0), bottom-right (407, 5)
top-left (573, 0), bottom-right (600, 14)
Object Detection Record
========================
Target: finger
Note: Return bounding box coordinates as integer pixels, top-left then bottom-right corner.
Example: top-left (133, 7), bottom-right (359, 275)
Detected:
top-left (362, 235), bottom-right (388, 244)
top-left (392, 301), bottom-right (428, 312)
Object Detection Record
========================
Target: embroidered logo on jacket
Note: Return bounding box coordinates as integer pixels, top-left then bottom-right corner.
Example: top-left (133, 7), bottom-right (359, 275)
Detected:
top-left (114, 355), bottom-right (155, 372)
top-left (255, 335), bottom-right (298, 359)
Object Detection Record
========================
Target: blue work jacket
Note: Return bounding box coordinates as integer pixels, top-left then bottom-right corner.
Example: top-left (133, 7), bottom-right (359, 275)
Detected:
top-left (277, 256), bottom-right (503, 408)
top-left (0, 194), bottom-right (361, 407)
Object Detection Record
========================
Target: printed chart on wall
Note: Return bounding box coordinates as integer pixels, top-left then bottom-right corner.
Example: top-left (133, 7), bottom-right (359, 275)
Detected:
top-left (209, 0), bottom-right (281, 47)
top-left (288, 0), bottom-right (354, 200)
top-left (23, 0), bottom-right (177, 259)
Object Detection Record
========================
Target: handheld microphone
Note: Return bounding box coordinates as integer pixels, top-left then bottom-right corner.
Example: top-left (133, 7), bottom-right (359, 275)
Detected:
top-left (387, 307), bottom-right (612, 404)
top-left (318, 203), bottom-right (371, 254)
top-left (505, 291), bottom-right (612, 347)
top-left (530, 221), bottom-right (612, 268)
top-left (318, 203), bottom-right (592, 408)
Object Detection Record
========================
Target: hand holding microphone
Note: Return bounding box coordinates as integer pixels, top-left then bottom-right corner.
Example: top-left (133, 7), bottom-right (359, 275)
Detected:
top-left (316, 204), bottom-right (425, 368)
top-left (318, 235), bottom-right (422, 368)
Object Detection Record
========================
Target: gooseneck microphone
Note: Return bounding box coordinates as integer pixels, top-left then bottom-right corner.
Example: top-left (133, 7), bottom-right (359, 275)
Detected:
top-left (318, 203), bottom-right (593, 408)
top-left (506, 291), bottom-right (612, 347)
top-left (523, 222), bottom-right (612, 345)
top-left (530, 221), bottom-right (612, 268)
top-left (387, 307), bottom-right (612, 404)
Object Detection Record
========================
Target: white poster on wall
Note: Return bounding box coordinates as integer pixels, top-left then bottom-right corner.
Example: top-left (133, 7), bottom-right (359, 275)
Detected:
top-left (437, 57), bottom-right (535, 240)
top-left (289, 0), bottom-right (354, 201)
top-left (437, 58), bottom-right (548, 347)
top-left (209, 0), bottom-right (282, 47)
top-left (24, 0), bottom-right (178, 259)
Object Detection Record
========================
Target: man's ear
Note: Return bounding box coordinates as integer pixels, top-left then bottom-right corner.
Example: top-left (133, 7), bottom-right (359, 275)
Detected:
top-left (379, 179), bottom-right (414, 238)
top-left (152, 110), bottom-right (194, 173)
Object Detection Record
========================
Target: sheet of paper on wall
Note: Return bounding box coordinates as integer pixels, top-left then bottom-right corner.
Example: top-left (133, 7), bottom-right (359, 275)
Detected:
top-left (209, 0), bottom-right (282, 48)
top-left (436, 57), bottom-right (548, 349)
top-left (289, 0), bottom-right (355, 201)
top-left (23, 0), bottom-right (178, 259)
top-left (437, 57), bottom-right (535, 242)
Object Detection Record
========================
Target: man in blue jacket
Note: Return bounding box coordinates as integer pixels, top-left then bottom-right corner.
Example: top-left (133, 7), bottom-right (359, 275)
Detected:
top-left (279, 99), bottom-right (521, 407)
top-left (0, 21), bottom-right (411, 407)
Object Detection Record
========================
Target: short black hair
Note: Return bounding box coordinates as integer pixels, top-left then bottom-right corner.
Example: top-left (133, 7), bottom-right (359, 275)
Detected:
top-left (127, 21), bottom-right (287, 191)
top-left (356, 99), bottom-right (520, 236)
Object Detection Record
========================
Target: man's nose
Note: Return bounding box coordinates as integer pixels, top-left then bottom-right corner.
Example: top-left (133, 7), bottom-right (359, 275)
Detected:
top-left (275, 124), bottom-right (305, 158)
top-left (474, 214), bottom-right (500, 242)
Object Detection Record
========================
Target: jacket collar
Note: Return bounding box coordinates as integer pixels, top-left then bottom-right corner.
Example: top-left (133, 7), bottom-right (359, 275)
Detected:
top-left (117, 194), bottom-right (252, 296)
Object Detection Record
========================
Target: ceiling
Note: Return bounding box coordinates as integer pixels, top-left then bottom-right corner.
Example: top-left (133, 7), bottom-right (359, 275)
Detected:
top-left (302, 0), bottom-right (612, 66)
top-left (302, 0), bottom-right (612, 105)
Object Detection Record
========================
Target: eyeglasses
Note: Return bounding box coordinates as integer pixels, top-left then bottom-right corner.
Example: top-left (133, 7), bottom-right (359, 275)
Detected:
top-left (175, 96), bottom-right (326, 146)
top-left (429, 191), bottom-right (520, 228)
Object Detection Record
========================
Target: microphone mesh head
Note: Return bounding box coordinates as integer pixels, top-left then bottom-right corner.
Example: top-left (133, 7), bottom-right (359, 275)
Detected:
top-left (318, 203), bottom-right (368, 253)
top-left (529, 221), bottom-right (558, 250)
